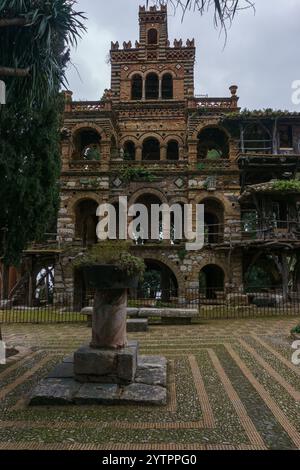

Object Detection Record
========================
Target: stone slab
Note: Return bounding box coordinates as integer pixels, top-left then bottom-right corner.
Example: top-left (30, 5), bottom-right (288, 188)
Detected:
top-left (136, 356), bottom-right (167, 387)
top-left (30, 353), bottom-right (167, 407)
top-left (137, 308), bottom-right (198, 319)
top-left (29, 379), bottom-right (80, 406)
top-left (74, 383), bottom-right (119, 405)
top-left (63, 354), bottom-right (74, 363)
top-left (127, 319), bottom-right (148, 332)
top-left (120, 383), bottom-right (167, 406)
top-left (47, 362), bottom-right (74, 379)
top-left (74, 341), bottom-right (138, 384)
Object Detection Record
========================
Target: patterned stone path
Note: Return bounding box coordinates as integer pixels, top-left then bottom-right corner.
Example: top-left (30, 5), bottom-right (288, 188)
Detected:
top-left (0, 317), bottom-right (299, 450)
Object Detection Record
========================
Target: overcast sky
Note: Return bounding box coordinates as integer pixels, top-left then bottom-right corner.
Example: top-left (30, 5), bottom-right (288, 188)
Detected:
top-left (66, 0), bottom-right (300, 111)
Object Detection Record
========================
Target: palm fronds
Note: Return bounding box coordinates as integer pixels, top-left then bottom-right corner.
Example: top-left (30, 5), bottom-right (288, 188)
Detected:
top-left (0, 0), bottom-right (86, 106)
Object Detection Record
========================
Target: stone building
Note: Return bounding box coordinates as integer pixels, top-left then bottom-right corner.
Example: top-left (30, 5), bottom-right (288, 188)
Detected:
top-left (2, 4), bottom-right (300, 307)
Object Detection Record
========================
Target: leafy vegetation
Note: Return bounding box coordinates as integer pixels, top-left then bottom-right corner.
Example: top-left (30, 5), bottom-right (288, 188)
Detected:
top-left (272, 180), bottom-right (300, 192)
top-left (120, 166), bottom-right (155, 183)
top-left (73, 241), bottom-right (145, 280)
top-left (0, 0), bottom-right (86, 105)
top-left (147, 1), bottom-right (255, 31)
top-left (291, 324), bottom-right (300, 334)
top-left (0, 1), bottom-right (86, 265)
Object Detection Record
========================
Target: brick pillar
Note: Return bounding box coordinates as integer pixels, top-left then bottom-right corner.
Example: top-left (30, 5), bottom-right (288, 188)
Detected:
top-left (188, 140), bottom-right (198, 169)
top-left (101, 139), bottom-right (110, 170)
top-left (63, 90), bottom-right (73, 113)
top-left (136, 145), bottom-right (142, 161)
top-left (161, 144), bottom-right (167, 161)
top-left (179, 145), bottom-right (185, 161)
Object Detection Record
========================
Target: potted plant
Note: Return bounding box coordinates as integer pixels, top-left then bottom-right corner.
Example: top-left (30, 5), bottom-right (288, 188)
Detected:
top-left (74, 241), bottom-right (145, 289)
top-left (291, 324), bottom-right (300, 340)
top-left (73, 241), bottom-right (145, 349)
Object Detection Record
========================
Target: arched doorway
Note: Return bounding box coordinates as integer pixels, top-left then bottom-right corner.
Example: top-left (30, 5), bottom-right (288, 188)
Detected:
top-left (137, 259), bottom-right (178, 304)
top-left (199, 264), bottom-right (225, 300)
top-left (197, 127), bottom-right (229, 160)
top-left (72, 128), bottom-right (101, 160)
top-left (75, 199), bottom-right (98, 246)
top-left (202, 198), bottom-right (224, 244)
top-left (142, 137), bottom-right (160, 160)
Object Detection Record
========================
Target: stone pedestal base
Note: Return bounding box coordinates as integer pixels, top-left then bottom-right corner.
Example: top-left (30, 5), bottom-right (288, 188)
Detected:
top-left (74, 341), bottom-right (138, 384)
top-left (29, 353), bottom-right (167, 406)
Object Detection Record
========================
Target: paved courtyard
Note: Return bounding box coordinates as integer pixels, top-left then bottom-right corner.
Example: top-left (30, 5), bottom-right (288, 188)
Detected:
top-left (0, 318), bottom-right (300, 450)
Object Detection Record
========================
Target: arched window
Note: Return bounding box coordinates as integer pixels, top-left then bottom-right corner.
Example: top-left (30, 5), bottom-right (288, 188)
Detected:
top-left (142, 138), bottom-right (160, 161)
top-left (124, 141), bottom-right (136, 161)
top-left (197, 127), bottom-right (229, 160)
top-left (147, 28), bottom-right (158, 45)
top-left (162, 74), bottom-right (173, 99)
top-left (167, 141), bottom-right (179, 160)
top-left (131, 74), bottom-right (143, 100)
top-left (202, 198), bottom-right (224, 245)
top-left (145, 73), bottom-right (159, 100)
top-left (75, 199), bottom-right (98, 246)
top-left (199, 265), bottom-right (225, 300)
top-left (73, 128), bottom-right (101, 160)
top-left (110, 136), bottom-right (118, 158)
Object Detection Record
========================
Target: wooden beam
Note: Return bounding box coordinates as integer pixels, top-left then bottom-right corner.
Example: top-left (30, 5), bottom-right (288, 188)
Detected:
top-left (0, 18), bottom-right (28, 28)
top-left (0, 66), bottom-right (30, 77)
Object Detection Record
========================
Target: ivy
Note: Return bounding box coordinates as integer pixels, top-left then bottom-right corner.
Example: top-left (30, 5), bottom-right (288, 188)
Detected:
top-left (272, 180), bottom-right (300, 192)
top-left (120, 166), bottom-right (155, 183)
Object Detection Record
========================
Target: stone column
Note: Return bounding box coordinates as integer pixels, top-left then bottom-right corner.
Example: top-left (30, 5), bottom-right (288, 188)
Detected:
top-left (188, 140), bottom-right (198, 170)
top-left (161, 144), bottom-right (167, 161)
top-left (136, 145), bottom-right (142, 161)
top-left (91, 288), bottom-right (127, 349)
top-left (159, 78), bottom-right (162, 99)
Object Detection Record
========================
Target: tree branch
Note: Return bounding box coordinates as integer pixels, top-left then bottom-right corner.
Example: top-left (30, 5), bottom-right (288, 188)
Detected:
top-left (0, 18), bottom-right (28, 27)
top-left (0, 66), bottom-right (30, 77)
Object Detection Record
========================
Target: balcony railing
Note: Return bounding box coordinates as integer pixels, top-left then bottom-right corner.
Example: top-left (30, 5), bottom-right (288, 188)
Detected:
top-left (189, 96), bottom-right (238, 110)
top-left (71, 101), bottom-right (107, 112)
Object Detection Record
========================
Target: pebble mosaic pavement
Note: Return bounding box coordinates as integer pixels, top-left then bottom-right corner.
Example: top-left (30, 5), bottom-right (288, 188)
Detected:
top-left (0, 318), bottom-right (300, 450)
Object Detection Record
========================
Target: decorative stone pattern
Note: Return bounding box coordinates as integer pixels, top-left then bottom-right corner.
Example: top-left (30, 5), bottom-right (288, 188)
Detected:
top-left (1, 319), bottom-right (300, 449)
top-left (29, 350), bottom-right (167, 406)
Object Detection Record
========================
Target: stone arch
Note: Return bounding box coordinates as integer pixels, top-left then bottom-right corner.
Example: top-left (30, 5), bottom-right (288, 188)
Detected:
top-left (197, 126), bottom-right (230, 160)
top-left (135, 251), bottom-right (185, 295)
top-left (191, 122), bottom-right (231, 142)
top-left (123, 140), bottom-right (136, 161)
top-left (145, 72), bottom-right (159, 100)
top-left (162, 73), bottom-right (173, 99)
top-left (166, 140), bottom-right (179, 160)
top-left (201, 198), bottom-right (224, 244)
top-left (139, 132), bottom-right (164, 144)
top-left (74, 198), bottom-right (99, 246)
top-left (142, 136), bottom-right (160, 160)
top-left (70, 194), bottom-right (101, 215)
top-left (131, 73), bottom-right (143, 100)
top-left (196, 193), bottom-right (232, 215)
top-left (120, 135), bottom-right (140, 146)
top-left (164, 134), bottom-right (184, 145)
top-left (199, 264), bottom-right (225, 299)
top-left (129, 187), bottom-right (168, 206)
top-left (71, 122), bottom-right (107, 140)
top-left (147, 28), bottom-right (158, 45)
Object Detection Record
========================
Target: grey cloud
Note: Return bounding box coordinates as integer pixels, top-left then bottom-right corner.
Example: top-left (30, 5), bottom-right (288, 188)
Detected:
top-left (66, 0), bottom-right (300, 110)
